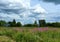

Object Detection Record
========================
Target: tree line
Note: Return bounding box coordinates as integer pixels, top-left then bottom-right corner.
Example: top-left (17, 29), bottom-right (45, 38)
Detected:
top-left (0, 19), bottom-right (60, 27)
top-left (0, 19), bottom-right (38, 27)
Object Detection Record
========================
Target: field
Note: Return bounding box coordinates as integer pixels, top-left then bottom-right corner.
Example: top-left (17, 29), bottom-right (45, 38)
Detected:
top-left (0, 27), bottom-right (60, 42)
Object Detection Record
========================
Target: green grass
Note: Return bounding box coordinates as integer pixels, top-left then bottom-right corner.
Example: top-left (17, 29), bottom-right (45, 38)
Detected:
top-left (0, 27), bottom-right (60, 42)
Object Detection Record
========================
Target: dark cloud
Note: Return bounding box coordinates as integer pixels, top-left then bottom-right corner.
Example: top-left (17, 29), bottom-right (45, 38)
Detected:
top-left (0, 3), bottom-right (8, 9)
top-left (0, 1), bottom-right (25, 14)
top-left (0, 9), bottom-right (25, 14)
top-left (0, 4), bottom-right (7, 7)
top-left (52, 16), bottom-right (60, 20)
top-left (42, 0), bottom-right (60, 4)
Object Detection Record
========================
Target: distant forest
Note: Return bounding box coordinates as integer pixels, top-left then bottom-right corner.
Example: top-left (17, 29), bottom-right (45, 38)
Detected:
top-left (0, 19), bottom-right (60, 27)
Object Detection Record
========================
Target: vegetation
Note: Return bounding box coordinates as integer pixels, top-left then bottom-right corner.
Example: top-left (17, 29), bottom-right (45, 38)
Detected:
top-left (46, 22), bottom-right (60, 27)
top-left (0, 19), bottom-right (60, 27)
top-left (0, 19), bottom-right (60, 42)
top-left (39, 20), bottom-right (46, 27)
top-left (0, 27), bottom-right (60, 42)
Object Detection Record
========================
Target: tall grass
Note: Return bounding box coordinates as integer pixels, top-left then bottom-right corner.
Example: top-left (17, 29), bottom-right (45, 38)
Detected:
top-left (0, 27), bottom-right (60, 42)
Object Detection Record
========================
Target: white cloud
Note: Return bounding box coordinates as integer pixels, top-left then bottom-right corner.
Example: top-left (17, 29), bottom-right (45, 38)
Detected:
top-left (0, 13), bottom-right (21, 19)
top-left (9, 0), bottom-right (30, 8)
top-left (8, 14), bottom-right (21, 19)
top-left (0, 13), bottom-right (8, 18)
top-left (32, 4), bottom-right (47, 14)
top-left (0, 0), bottom-right (31, 9)
top-left (0, 0), bottom-right (49, 24)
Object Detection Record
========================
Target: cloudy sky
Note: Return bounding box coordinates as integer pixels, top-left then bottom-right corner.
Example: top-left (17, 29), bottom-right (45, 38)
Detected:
top-left (0, 0), bottom-right (60, 24)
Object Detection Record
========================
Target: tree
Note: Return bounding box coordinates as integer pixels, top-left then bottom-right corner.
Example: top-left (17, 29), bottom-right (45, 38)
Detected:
top-left (8, 19), bottom-right (16, 27)
top-left (23, 24), bottom-right (33, 27)
top-left (13, 19), bottom-right (16, 24)
top-left (0, 20), bottom-right (7, 27)
top-left (8, 22), bottom-right (12, 27)
top-left (39, 20), bottom-right (46, 27)
top-left (12, 19), bottom-right (16, 27)
top-left (16, 22), bottom-right (22, 27)
top-left (46, 23), bottom-right (52, 27)
top-left (33, 21), bottom-right (38, 27)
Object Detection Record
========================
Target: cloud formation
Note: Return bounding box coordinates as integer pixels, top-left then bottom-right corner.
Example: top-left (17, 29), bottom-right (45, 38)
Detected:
top-left (0, 0), bottom-right (27, 14)
top-left (0, 1), bottom-right (46, 15)
top-left (42, 0), bottom-right (60, 4)
top-left (0, 0), bottom-right (31, 24)
top-left (32, 4), bottom-right (47, 14)
top-left (0, 0), bottom-right (52, 24)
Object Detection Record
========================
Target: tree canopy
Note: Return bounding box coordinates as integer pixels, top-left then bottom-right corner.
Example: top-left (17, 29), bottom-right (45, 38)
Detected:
top-left (0, 19), bottom-right (60, 27)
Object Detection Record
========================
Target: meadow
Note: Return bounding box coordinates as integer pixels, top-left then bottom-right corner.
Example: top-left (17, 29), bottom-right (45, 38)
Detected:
top-left (0, 27), bottom-right (60, 42)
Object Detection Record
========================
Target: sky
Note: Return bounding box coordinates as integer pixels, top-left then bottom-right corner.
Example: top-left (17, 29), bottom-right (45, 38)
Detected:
top-left (0, 0), bottom-right (60, 24)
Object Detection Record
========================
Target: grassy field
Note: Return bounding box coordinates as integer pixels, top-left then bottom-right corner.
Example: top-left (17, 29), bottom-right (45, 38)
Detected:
top-left (0, 27), bottom-right (60, 42)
